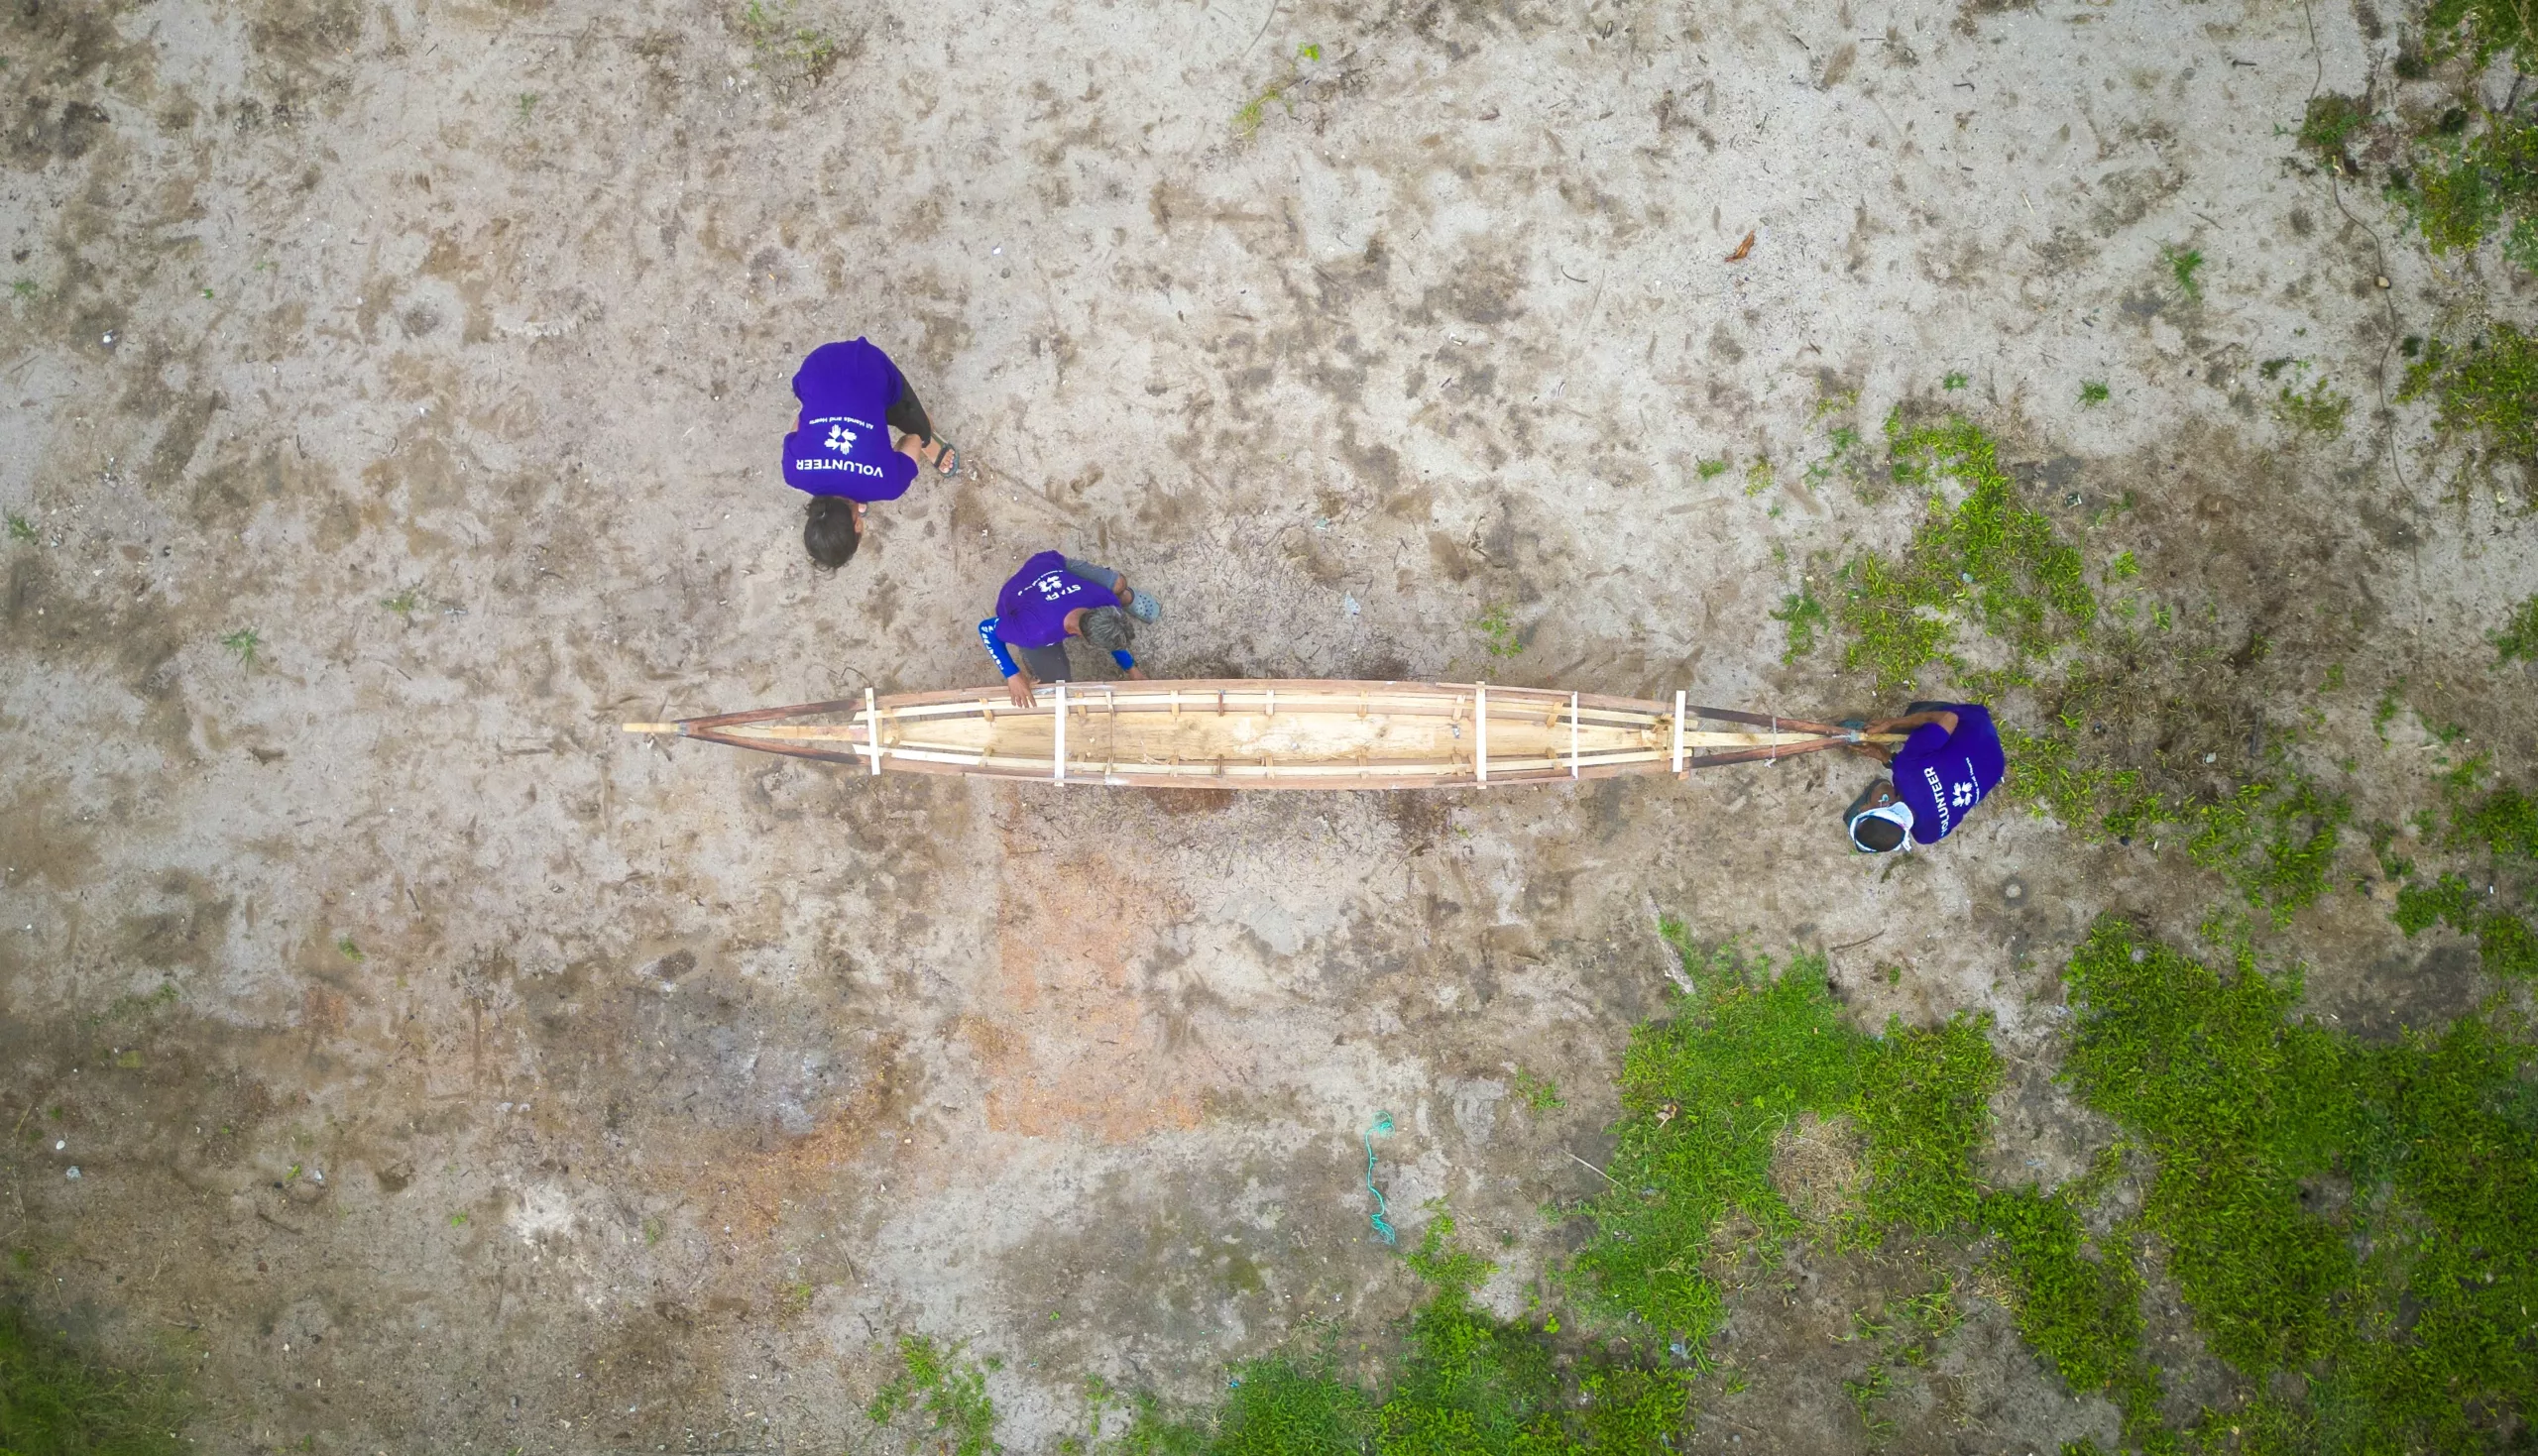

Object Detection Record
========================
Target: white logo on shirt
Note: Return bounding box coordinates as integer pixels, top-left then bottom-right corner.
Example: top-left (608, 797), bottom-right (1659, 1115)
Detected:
top-left (824, 423), bottom-right (858, 455)
top-left (1951, 781), bottom-right (1977, 809)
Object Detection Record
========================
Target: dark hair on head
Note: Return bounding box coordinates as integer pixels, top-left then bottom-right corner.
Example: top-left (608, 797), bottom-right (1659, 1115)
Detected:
top-left (1079, 605), bottom-right (1135, 652)
top-left (1849, 812), bottom-right (1906, 852)
top-left (803, 497), bottom-right (861, 570)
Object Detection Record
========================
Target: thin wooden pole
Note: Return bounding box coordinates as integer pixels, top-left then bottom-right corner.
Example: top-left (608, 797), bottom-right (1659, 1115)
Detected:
top-left (1054, 682), bottom-right (1068, 783)
top-left (864, 688), bottom-right (882, 774)
top-left (1475, 683), bottom-right (1489, 786)
top-left (1569, 692), bottom-right (1580, 779)
top-left (1672, 691), bottom-right (1685, 774)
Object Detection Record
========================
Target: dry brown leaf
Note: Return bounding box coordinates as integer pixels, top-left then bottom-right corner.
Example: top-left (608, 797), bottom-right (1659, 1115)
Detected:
top-left (1725, 231), bottom-right (1756, 263)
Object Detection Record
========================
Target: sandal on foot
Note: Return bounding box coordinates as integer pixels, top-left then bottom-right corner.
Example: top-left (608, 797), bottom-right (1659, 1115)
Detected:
top-left (1122, 587), bottom-right (1162, 624)
top-left (928, 439), bottom-right (961, 475)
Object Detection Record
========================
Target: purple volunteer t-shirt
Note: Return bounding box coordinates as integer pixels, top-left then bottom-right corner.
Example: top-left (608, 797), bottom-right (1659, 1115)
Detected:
top-left (1891, 705), bottom-right (2006, 845)
top-left (993, 551), bottom-right (1119, 650)
top-left (781, 339), bottom-right (917, 501)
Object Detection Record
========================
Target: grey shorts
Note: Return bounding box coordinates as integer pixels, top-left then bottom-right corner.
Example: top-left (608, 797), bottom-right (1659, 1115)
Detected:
top-left (1014, 641), bottom-right (1075, 681)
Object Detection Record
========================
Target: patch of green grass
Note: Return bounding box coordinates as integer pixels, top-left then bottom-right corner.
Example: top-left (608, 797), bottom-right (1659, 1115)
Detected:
top-left (1975, 1188), bottom-right (2160, 1433)
top-left (2107, 550), bottom-right (2137, 581)
top-left (869, 1335), bottom-right (1001, 1456)
top-left (1210, 1354), bottom-right (1371, 1456)
top-left (2447, 765), bottom-right (2538, 861)
top-left (1233, 43), bottom-right (1324, 139)
top-left (2394, 870), bottom-right (2479, 935)
top-left (1380, 1214), bottom-right (1693, 1455)
top-left (8, 279), bottom-right (34, 299)
top-left (1769, 588), bottom-right (1827, 664)
top-left (2061, 924), bottom-right (2354, 1373)
top-left (734, 0), bottom-right (839, 82)
top-left (1694, 458), bottom-right (1728, 481)
top-left (2180, 776), bottom-right (2353, 926)
top-left (1570, 927), bottom-right (2006, 1347)
top-left (1849, 1013), bottom-right (2000, 1239)
top-left (2388, 109), bottom-right (2538, 273)
top-left (2272, 377), bottom-right (2350, 436)
top-left (334, 936), bottom-right (363, 962)
top-left (2163, 244), bottom-right (2204, 299)
top-left (382, 587), bottom-right (422, 619)
top-left (1473, 604), bottom-right (1523, 660)
top-left (1741, 457), bottom-right (1774, 497)
top-left (1125, 1214), bottom-right (1694, 1455)
top-left (2387, 763), bottom-right (2538, 978)
top-left (2494, 595), bottom-right (2538, 666)
top-left (2078, 381), bottom-right (2110, 406)
top-left (1511, 1068), bottom-right (1563, 1113)
top-left (1941, 371), bottom-right (1969, 391)
top-left (2372, 678), bottom-right (2407, 739)
top-left (1829, 414), bottom-right (2094, 693)
top-left (2425, 0), bottom-right (2536, 62)
top-left (0, 1301), bottom-right (188, 1454)
top-left (1567, 934), bottom-right (1864, 1343)
top-left (1839, 1362), bottom-right (1894, 1441)
top-left (2296, 92), bottom-right (2369, 168)
top-left (6, 512), bottom-right (34, 542)
top-left (2045, 919), bottom-right (2538, 1451)
top-left (2400, 323), bottom-right (2538, 478)
top-left (96, 982), bottom-right (179, 1025)
top-left (217, 627), bottom-right (261, 668)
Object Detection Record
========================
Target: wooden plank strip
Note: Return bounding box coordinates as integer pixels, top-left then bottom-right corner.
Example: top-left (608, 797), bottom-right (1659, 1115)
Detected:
top-left (864, 687), bottom-right (882, 775)
top-left (1054, 682), bottom-right (1068, 783)
top-left (1569, 692), bottom-right (1580, 779)
top-left (1673, 691), bottom-right (1685, 775)
top-left (1474, 683), bottom-right (1488, 785)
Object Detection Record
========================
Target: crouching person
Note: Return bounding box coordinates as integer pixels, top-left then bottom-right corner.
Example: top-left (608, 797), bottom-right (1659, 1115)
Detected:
top-left (978, 552), bottom-right (1163, 708)
top-left (1843, 702), bottom-right (2005, 852)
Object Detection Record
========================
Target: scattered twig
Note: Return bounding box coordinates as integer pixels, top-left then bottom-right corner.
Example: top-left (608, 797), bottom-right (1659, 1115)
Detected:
top-left (1565, 1150), bottom-right (1622, 1185)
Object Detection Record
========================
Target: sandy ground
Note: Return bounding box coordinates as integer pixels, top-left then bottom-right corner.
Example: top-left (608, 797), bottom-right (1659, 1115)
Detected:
top-left (1, 0), bottom-right (2532, 1450)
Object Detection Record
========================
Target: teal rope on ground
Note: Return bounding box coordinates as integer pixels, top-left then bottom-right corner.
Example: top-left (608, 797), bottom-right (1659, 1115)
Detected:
top-left (1363, 1112), bottom-right (1396, 1245)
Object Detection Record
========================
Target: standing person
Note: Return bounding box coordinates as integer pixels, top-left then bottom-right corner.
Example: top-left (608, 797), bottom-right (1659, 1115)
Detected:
top-left (1842, 702), bottom-right (2006, 852)
top-left (978, 552), bottom-right (1164, 708)
top-left (781, 338), bottom-right (960, 571)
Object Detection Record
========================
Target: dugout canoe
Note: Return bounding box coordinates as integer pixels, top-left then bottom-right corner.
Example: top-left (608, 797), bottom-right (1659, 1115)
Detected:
top-left (621, 681), bottom-right (1899, 790)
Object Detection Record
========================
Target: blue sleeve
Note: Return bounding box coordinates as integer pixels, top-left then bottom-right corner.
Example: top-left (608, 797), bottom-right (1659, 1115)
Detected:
top-left (1109, 649), bottom-right (1137, 670)
top-left (979, 617), bottom-right (1018, 678)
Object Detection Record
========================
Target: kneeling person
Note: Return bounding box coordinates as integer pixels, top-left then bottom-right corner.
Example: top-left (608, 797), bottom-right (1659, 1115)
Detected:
top-left (979, 551), bottom-right (1164, 708)
top-left (1844, 702), bottom-right (2006, 852)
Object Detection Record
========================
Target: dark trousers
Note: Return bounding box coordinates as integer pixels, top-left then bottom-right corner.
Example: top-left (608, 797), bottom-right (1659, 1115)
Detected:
top-left (886, 379), bottom-right (933, 443)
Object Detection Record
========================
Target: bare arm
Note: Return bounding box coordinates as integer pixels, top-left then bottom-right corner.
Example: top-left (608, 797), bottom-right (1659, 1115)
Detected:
top-left (1864, 709), bottom-right (1959, 736)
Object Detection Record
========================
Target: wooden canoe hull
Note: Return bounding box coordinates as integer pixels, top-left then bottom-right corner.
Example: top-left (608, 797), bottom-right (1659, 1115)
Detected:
top-left (625, 680), bottom-right (1884, 791)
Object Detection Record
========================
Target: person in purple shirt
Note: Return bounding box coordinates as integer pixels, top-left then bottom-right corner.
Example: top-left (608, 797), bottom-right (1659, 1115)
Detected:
top-left (978, 551), bottom-right (1164, 707)
top-left (1843, 702), bottom-right (2007, 852)
top-left (781, 338), bottom-right (960, 571)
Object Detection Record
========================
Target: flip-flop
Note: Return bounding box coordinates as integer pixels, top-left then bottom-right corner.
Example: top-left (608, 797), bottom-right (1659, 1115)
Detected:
top-left (1122, 587), bottom-right (1162, 624)
top-left (928, 440), bottom-right (961, 475)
